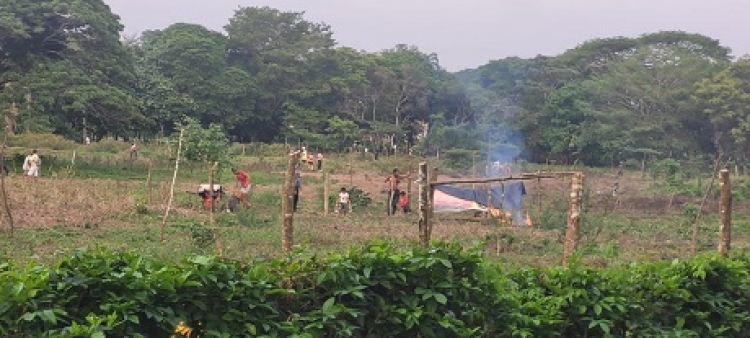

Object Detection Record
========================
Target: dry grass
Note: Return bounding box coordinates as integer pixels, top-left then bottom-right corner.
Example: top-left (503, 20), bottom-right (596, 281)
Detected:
top-left (0, 154), bottom-right (748, 268)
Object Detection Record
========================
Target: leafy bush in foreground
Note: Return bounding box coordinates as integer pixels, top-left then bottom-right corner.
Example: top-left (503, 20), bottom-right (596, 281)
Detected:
top-left (2, 244), bottom-right (750, 337)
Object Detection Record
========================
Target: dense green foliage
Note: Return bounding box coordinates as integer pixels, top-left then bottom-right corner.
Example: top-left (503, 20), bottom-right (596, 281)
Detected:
top-left (3, 1), bottom-right (749, 167)
top-left (3, 243), bottom-right (750, 337)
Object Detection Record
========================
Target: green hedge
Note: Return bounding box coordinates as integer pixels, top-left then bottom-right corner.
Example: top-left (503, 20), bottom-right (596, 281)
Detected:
top-left (2, 243), bottom-right (750, 337)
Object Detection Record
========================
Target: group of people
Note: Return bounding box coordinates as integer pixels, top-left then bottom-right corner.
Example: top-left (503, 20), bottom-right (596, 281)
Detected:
top-left (299, 147), bottom-right (324, 171)
top-left (21, 150), bottom-right (41, 178)
top-left (198, 167), bottom-right (252, 212)
top-left (385, 168), bottom-right (411, 215)
top-left (290, 163), bottom-right (351, 214)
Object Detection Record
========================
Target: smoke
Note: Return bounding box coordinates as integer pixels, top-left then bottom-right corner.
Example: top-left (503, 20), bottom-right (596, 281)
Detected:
top-left (485, 125), bottom-right (524, 178)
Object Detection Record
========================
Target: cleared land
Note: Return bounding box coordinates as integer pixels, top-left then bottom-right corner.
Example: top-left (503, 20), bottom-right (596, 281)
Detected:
top-left (0, 144), bottom-right (748, 268)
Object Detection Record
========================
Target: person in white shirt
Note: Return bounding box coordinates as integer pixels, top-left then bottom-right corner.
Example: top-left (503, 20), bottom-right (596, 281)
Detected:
top-left (26, 149), bottom-right (41, 178)
top-left (22, 151), bottom-right (31, 176)
top-left (338, 187), bottom-right (350, 214)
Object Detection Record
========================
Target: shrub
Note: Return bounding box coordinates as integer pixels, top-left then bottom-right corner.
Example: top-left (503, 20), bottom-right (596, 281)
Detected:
top-left (3, 245), bottom-right (750, 337)
top-left (328, 186), bottom-right (372, 210)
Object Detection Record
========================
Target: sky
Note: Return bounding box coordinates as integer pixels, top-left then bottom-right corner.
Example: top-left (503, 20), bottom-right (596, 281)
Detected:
top-left (104, 0), bottom-right (749, 72)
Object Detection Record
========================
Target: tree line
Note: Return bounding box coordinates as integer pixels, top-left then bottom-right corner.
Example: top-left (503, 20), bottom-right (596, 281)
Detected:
top-left (459, 31), bottom-right (750, 167)
top-left (1, 0), bottom-right (748, 166)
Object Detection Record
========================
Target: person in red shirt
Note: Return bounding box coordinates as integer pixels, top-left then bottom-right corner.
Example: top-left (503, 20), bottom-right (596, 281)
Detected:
top-left (398, 191), bottom-right (411, 214)
top-left (232, 168), bottom-right (251, 208)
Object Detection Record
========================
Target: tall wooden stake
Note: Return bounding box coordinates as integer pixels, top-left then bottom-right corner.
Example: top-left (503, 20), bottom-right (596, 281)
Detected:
top-left (718, 169), bottom-right (732, 258)
top-left (536, 176), bottom-right (542, 227)
top-left (563, 172), bottom-right (584, 266)
top-left (418, 162), bottom-right (429, 246)
top-left (427, 166), bottom-right (438, 243)
top-left (692, 155), bottom-right (722, 253)
top-left (281, 151), bottom-right (301, 253)
top-left (406, 159), bottom-right (413, 210)
top-left (146, 160), bottom-right (153, 205)
top-left (323, 171), bottom-right (330, 215)
top-left (349, 150), bottom-right (353, 186)
top-left (0, 131), bottom-right (14, 237)
top-left (208, 161), bottom-right (223, 256)
top-left (160, 130), bottom-right (183, 242)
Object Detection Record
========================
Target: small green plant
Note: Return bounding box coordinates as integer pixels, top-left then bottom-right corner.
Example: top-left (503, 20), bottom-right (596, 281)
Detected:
top-left (188, 223), bottom-right (214, 250)
top-left (328, 186), bottom-right (371, 210)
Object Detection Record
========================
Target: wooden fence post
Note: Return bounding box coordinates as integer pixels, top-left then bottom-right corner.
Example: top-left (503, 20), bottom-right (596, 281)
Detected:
top-left (563, 172), bottom-right (584, 266)
top-left (208, 161), bottom-right (223, 256)
top-left (160, 129), bottom-right (183, 242)
top-left (418, 162), bottom-right (429, 246)
top-left (427, 166), bottom-right (438, 244)
top-left (718, 169), bottom-right (732, 258)
top-left (281, 151), bottom-right (300, 253)
top-left (146, 160), bottom-right (153, 205)
top-left (323, 171), bottom-right (330, 215)
top-left (407, 160), bottom-right (413, 211)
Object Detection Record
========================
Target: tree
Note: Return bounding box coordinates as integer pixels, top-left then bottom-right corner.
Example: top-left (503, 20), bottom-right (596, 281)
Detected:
top-left (134, 24), bottom-right (257, 136)
top-left (225, 6), bottom-right (335, 142)
top-left (178, 117), bottom-right (231, 167)
top-left (694, 58), bottom-right (750, 161)
top-left (0, 0), bottom-right (143, 139)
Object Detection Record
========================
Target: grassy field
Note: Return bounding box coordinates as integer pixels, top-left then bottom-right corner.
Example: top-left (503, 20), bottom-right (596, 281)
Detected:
top-left (0, 138), bottom-right (748, 268)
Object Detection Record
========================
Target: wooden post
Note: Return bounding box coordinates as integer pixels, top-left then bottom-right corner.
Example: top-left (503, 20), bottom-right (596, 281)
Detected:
top-left (563, 172), bottom-right (584, 266)
top-left (208, 161), bottom-right (223, 256)
top-left (718, 169), bottom-right (732, 258)
top-left (349, 150), bottom-right (353, 186)
top-left (146, 160), bottom-right (153, 205)
top-left (160, 129), bottom-right (183, 242)
top-left (485, 183), bottom-right (493, 219)
top-left (426, 166), bottom-right (438, 243)
top-left (406, 160), bottom-right (413, 211)
top-left (472, 151), bottom-right (477, 190)
top-left (323, 171), bottom-right (330, 215)
top-left (418, 162), bottom-right (429, 246)
top-left (536, 176), bottom-right (542, 228)
top-left (281, 151), bottom-right (300, 253)
top-left (692, 155), bottom-right (723, 253)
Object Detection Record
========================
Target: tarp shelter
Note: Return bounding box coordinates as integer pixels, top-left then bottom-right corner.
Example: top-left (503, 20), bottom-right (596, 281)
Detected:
top-left (434, 181), bottom-right (526, 223)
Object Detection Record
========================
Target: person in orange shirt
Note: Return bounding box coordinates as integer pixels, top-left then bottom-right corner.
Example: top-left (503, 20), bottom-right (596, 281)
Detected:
top-left (398, 191), bottom-right (411, 214)
top-left (307, 154), bottom-right (314, 171)
top-left (232, 168), bottom-right (251, 208)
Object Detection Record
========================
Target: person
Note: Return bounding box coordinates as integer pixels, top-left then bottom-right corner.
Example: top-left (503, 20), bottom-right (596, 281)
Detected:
top-left (232, 168), bottom-right (252, 208)
top-left (26, 149), bottom-right (41, 178)
top-left (398, 191), bottom-right (411, 214)
top-left (293, 170), bottom-right (301, 212)
top-left (338, 187), bottom-right (350, 214)
top-left (384, 168), bottom-right (409, 215)
top-left (22, 151), bottom-right (31, 176)
top-left (316, 151), bottom-right (323, 171)
top-left (129, 142), bottom-right (137, 159)
top-left (307, 154), bottom-right (314, 171)
top-left (85, 136), bottom-right (91, 145)
top-left (300, 147), bottom-right (308, 165)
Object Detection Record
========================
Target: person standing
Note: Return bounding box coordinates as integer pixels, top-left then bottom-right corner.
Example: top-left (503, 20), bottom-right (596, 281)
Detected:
top-left (384, 168), bottom-right (409, 215)
top-left (306, 154), bottom-right (314, 171)
top-left (129, 142), bottom-right (137, 159)
top-left (293, 170), bottom-right (301, 212)
top-left (27, 149), bottom-right (41, 178)
top-left (232, 168), bottom-right (252, 208)
top-left (398, 191), bottom-right (411, 214)
top-left (338, 187), bottom-right (350, 214)
top-left (22, 151), bottom-right (32, 176)
top-left (316, 151), bottom-right (323, 171)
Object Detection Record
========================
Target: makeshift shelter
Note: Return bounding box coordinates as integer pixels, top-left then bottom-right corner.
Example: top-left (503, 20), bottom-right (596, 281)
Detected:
top-left (434, 181), bottom-right (527, 224)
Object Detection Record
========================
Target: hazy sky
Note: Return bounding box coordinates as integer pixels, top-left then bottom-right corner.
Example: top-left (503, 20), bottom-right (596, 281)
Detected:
top-left (104, 0), bottom-right (749, 71)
